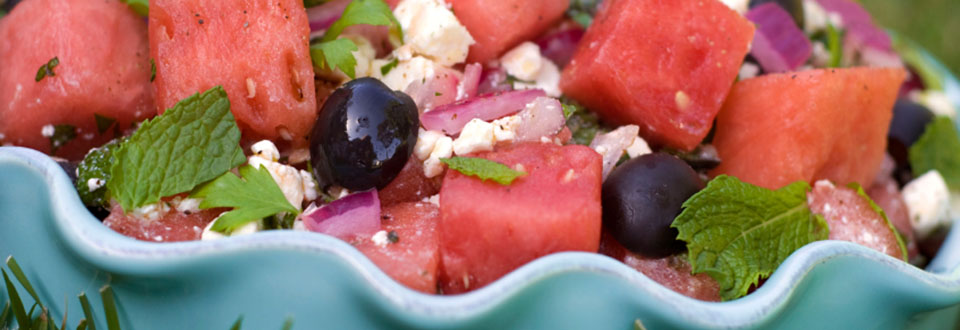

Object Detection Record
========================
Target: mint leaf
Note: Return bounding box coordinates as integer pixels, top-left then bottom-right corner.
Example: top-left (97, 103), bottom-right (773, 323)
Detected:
top-left (122, 0), bottom-right (148, 16)
top-left (77, 139), bottom-right (122, 208)
top-left (672, 175), bottom-right (829, 301)
top-left (310, 0), bottom-right (401, 79)
top-left (847, 183), bottom-right (909, 261)
top-left (108, 86), bottom-right (247, 211)
top-left (909, 116), bottom-right (960, 190)
top-left (35, 57), bottom-right (59, 82)
top-left (311, 38), bottom-right (360, 79)
top-left (561, 102), bottom-right (579, 120)
top-left (191, 165), bottom-right (299, 233)
top-left (441, 157), bottom-right (526, 185)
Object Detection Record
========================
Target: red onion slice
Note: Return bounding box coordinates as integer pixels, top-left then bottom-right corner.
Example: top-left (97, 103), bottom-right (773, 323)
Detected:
top-left (302, 189), bottom-right (381, 240)
top-left (746, 3), bottom-right (812, 73)
top-left (458, 63), bottom-right (483, 100)
top-left (307, 0), bottom-right (350, 32)
top-left (477, 67), bottom-right (512, 95)
top-left (536, 25), bottom-right (585, 68)
top-left (814, 0), bottom-right (893, 52)
top-left (405, 67), bottom-right (463, 112)
top-left (421, 89), bottom-right (546, 135)
top-left (516, 97), bottom-right (566, 142)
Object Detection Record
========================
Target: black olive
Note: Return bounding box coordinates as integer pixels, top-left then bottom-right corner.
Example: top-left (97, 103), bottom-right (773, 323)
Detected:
top-left (309, 78), bottom-right (419, 191)
top-left (602, 153), bottom-right (704, 258)
top-left (888, 98), bottom-right (935, 186)
top-left (749, 0), bottom-right (804, 28)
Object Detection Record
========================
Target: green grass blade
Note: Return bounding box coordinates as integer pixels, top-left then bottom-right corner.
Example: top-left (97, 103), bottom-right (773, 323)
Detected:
top-left (76, 319), bottom-right (88, 330)
top-left (60, 296), bottom-right (69, 330)
top-left (281, 317), bottom-right (293, 330)
top-left (6, 256), bottom-right (41, 304)
top-left (1, 301), bottom-right (11, 327)
top-left (230, 316), bottom-right (243, 330)
top-left (35, 308), bottom-right (49, 330)
top-left (78, 292), bottom-right (97, 330)
top-left (2, 269), bottom-right (30, 329)
top-left (98, 286), bottom-right (120, 330)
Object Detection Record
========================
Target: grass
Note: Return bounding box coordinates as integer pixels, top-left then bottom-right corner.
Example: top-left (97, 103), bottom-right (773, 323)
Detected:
top-left (862, 0), bottom-right (960, 75)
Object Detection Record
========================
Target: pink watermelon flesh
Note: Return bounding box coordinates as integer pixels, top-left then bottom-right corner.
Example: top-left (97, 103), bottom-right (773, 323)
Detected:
top-left (599, 231), bottom-right (720, 301)
top-left (438, 142), bottom-right (602, 294)
top-left (103, 201), bottom-right (222, 242)
top-left (150, 0), bottom-right (317, 149)
top-left (808, 180), bottom-right (904, 260)
top-left (450, 0), bottom-right (569, 64)
top-left (0, 0), bottom-right (154, 160)
top-left (378, 157), bottom-right (443, 208)
top-left (354, 201), bottom-right (440, 294)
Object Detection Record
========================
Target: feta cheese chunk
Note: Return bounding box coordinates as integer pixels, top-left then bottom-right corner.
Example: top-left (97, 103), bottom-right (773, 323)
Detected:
top-left (453, 118), bottom-right (496, 156)
top-left (492, 115), bottom-right (521, 143)
top-left (380, 56), bottom-right (437, 91)
top-left (202, 217), bottom-right (262, 240)
top-left (371, 230), bottom-right (390, 248)
top-left (501, 42), bottom-right (563, 97)
top-left (910, 90), bottom-right (957, 119)
top-left (625, 136), bottom-right (652, 158)
top-left (414, 129), bottom-right (445, 160)
top-left (903, 170), bottom-right (953, 239)
top-left (719, 0), bottom-right (748, 15)
top-left (424, 135), bottom-right (453, 178)
top-left (248, 140), bottom-right (318, 208)
top-left (393, 0), bottom-right (475, 66)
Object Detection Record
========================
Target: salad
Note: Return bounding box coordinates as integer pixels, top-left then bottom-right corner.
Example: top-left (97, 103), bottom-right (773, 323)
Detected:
top-left (0, 0), bottom-right (957, 303)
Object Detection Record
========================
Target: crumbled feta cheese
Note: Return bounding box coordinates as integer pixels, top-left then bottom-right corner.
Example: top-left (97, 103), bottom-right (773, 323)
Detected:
top-left (625, 136), bottom-right (652, 158)
top-left (371, 230), bottom-right (390, 248)
top-left (201, 217), bottom-right (262, 240)
top-left (902, 170), bottom-right (952, 239)
top-left (513, 58), bottom-right (562, 97)
top-left (172, 197), bottom-right (203, 214)
top-left (738, 62), bottom-right (760, 81)
top-left (910, 90), bottom-right (956, 119)
top-left (86, 178), bottom-right (105, 192)
top-left (248, 140), bottom-right (312, 209)
top-left (501, 42), bottom-right (543, 81)
top-left (719, 0), bottom-right (748, 15)
top-left (380, 56), bottom-right (437, 91)
top-left (300, 169), bottom-right (319, 202)
top-left (424, 135), bottom-right (453, 178)
top-left (492, 115), bottom-right (521, 143)
top-left (41, 124), bottom-right (55, 138)
top-left (427, 194), bottom-right (440, 206)
top-left (414, 129), bottom-right (445, 160)
top-left (453, 118), bottom-right (496, 156)
top-left (393, 0), bottom-right (474, 66)
top-left (803, 0), bottom-right (830, 33)
top-left (131, 202), bottom-right (171, 221)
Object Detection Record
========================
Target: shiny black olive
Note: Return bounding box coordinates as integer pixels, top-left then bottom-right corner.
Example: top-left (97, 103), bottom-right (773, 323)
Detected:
top-left (2, 0), bottom-right (20, 12)
top-left (749, 0), bottom-right (804, 28)
top-left (602, 153), bottom-right (703, 258)
top-left (309, 78), bottom-right (419, 191)
top-left (888, 98), bottom-right (935, 185)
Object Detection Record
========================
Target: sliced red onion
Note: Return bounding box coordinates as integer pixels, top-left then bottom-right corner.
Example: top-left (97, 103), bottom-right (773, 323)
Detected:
top-left (516, 97), bottom-right (566, 142)
top-left (307, 0), bottom-right (350, 32)
top-left (477, 67), bottom-right (512, 95)
top-left (536, 25), bottom-right (585, 68)
top-left (590, 125), bottom-right (640, 180)
top-left (302, 189), bottom-right (381, 240)
top-left (746, 3), bottom-right (812, 73)
top-left (421, 89), bottom-right (546, 135)
top-left (458, 63), bottom-right (483, 100)
top-left (405, 67), bottom-right (462, 112)
top-left (814, 0), bottom-right (893, 52)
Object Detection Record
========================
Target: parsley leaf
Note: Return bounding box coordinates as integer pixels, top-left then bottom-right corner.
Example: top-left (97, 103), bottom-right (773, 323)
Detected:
top-left (380, 58), bottom-right (399, 76)
top-left (310, 0), bottom-right (401, 79)
top-left (311, 38), bottom-right (360, 78)
top-left (77, 139), bottom-right (122, 208)
top-left (122, 0), bottom-right (148, 16)
top-left (561, 102), bottom-right (579, 120)
top-left (909, 116), bottom-right (960, 190)
top-left (107, 86), bottom-right (247, 212)
top-left (441, 157), bottom-right (526, 185)
top-left (672, 175), bottom-right (829, 301)
top-left (35, 57), bottom-right (59, 82)
top-left (191, 165), bottom-right (299, 233)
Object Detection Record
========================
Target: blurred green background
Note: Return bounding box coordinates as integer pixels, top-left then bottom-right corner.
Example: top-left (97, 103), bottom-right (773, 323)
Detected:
top-left (863, 0), bottom-right (960, 75)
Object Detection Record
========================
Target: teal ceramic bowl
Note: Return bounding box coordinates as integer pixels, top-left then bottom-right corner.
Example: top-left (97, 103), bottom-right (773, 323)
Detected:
top-left (3, 52), bottom-right (960, 330)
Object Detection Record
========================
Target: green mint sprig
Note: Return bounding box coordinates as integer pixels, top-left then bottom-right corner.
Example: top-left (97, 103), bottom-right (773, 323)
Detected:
top-left (310, 0), bottom-right (402, 79)
top-left (909, 116), bottom-right (960, 191)
top-left (191, 165), bottom-right (299, 233)
top-left (106, 86), bottom-right (247, 212)
top-left (441, 157), bottom-right (526, 185)
top-left (672, 175), bottom-right (829, 301)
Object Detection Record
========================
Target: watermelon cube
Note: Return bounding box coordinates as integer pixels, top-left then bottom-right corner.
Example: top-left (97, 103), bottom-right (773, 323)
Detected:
top-left (438, 142), bottom-right (602, 294)
top-left (354, 201), bottom-right (441, 294)
top-left (450, 0), bottom-right (568, 64)
top-left (711, 67), bottom-right (906, 190)
top-left (808, 180), bottom-right (905, 260)
top-left (150, 0), bottom-right (317, 148)
top-left (560, 0), bottom-right (754, 151)
top-left (0, 0), bottom-right (154, 160)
